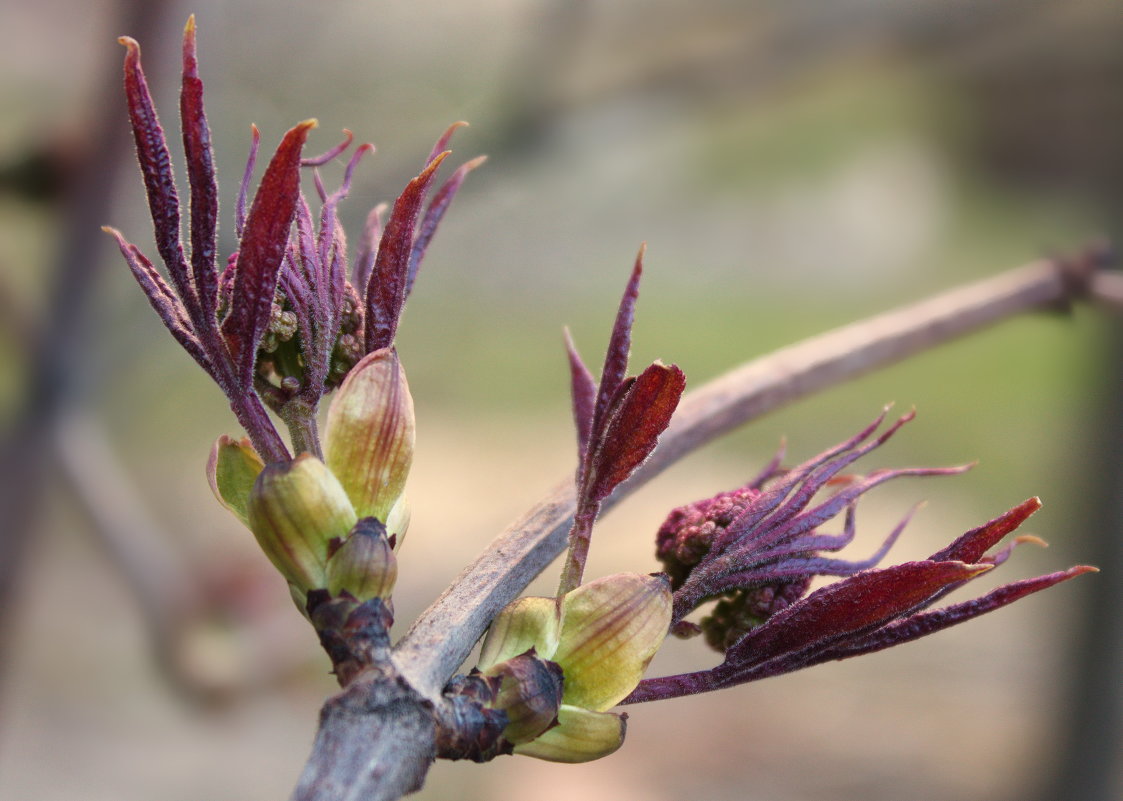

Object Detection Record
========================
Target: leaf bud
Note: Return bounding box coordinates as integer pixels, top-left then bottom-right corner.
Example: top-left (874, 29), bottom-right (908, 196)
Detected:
top-left (325, 517), bottom-right (398, 601)
top-left (206, 435), bottom-right (264, 526)
top-left (482, 651), bottom-right (564, 745)
top-left (246, 454), bottom-right (358, 590)
top-left (324, 347), bottom-right (414, 522)
top-left (512, 705), bottom-right (626, 763)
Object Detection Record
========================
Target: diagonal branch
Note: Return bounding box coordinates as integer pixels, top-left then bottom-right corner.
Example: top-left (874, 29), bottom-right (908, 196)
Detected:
top-left (294, 246), bottom-right (1113, 801)
top-left (392, 250), bottom-right (1108, 697)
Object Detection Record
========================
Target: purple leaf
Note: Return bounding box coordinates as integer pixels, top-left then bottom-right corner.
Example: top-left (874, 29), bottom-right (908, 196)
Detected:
top-left (301, 128), bottom-right (354, 168)
top-left (804, 565), bottom-right (1097, 667)
top-left (724, 560), bottom-right (993, 671)
top-left (352, 203), bottom-right (386, 294)
top-left (364, 152), bottom-right (448, 352)
top-left (118, 35), bottom-right (200, 327)
top-left (407, 155), bottom-right (487, 298)
top-left (178, 16), bottom-right (218, 328)
top-left (583, 362), bottom-right (685, 506)
top-left (590, 246), bottom-right (644, 442)
top-left (235, 125), bottom-right (261, 239)
top-left (928, 496), bottom-right (1041, 563)
top-left (712, 409), bottom-right (898, 553)
top-left (221, 119), bottom-right (316, 388)
top-left (564, 327), bottom-right (597, 459)
top-left (103, 226), bottom-right (210, 372)
top-left (425, 121), bottom-right (467, 167)
top-left (742, 464), bottom-right (969, 559)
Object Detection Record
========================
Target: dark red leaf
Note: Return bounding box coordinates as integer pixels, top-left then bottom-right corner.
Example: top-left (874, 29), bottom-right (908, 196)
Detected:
top-left (222, 119), bottom-right (316, 388)
top-left (590, 246), bottom-right (644, 442)
top-left (407, 155), bottom-right (486, 298)
top-left (425, 121), bottom-right (467, 167)
top-left (725, 560), bottom-right (992, 670)
top-left (564, 327), bottom-right (597, 459)
top-left (364, 152), bottom-right (448, 352)
top-left (584, 361), bottom-right (685, 505)
top-left (104, 226), bottom-right (211, 373)
top-left (119, 35), bottom-right (199, 325)
top-left (179, 16), bottom-right (219, 327)
top-left (805, 564), bottom-right (1096, 665)
top-left (928, 496), bottom-right (1041, 564)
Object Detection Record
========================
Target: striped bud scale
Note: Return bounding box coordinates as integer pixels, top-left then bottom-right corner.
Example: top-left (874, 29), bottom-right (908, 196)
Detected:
top-left (482, 651), bottom-right (564, 745)
top-left (512, 705), bottom-right (626, 763)
top-left (477, 572), bottom-right (671, 762)
top-left (326, 517), bottom-right (398, 601)
top-left (324, 348), bottom-right (415, 523)
top-left (206, 435), bottom-right (264, 526)
top-left (247, 454), bottom-right (358, 590)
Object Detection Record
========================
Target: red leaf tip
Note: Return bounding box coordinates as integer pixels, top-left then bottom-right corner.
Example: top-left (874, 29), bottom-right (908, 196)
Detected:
top-left (422, 150), bottom-right (450, 176)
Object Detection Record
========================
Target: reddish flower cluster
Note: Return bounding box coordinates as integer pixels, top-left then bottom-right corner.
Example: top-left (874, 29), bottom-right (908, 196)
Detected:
top-left (622, 412), bottom-right (1094, 703)
top-left (105, 17), bottom-right (480, 462)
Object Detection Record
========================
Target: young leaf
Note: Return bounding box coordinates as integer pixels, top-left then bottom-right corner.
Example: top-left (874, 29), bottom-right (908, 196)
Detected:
top-left (407, 155), bottom-right (487, 298)
top-left (179, 15), bottom-right (219, 327)
top-left (928, 496), bottom-right (1041, 563)
top-left (589, 246), bottom-right (644, 441)
top-left (723, 560), bottom-right (993, 672)
top-left (563, 327), bottom-right (596, 459)
top-left (222, 119), bottom-right (316, 387)
top-left (119, 35), bottom-right (200, 326)
top-left (583, 362), bottom-right (685, 505)
top-left (365, 152), bottom-right (448, 352)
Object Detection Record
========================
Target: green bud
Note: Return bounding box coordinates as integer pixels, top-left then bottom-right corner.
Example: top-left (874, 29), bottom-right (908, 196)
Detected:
top-left (384, 494), bottom-right (410, 546)
top-left (247, 454), bottom-right (358, 590)
top-left (512, 705), bottom-right (626, 763)
top-left (289, 583), bottom-right (310, 618)
top-left (206, 435), bottom-right (264, 526)
top-left (324, 348), bottom-right (415, 522)
top-left (477, 572), bottom-right (671, 762)
top-left (552, 573), bottom-right (672, 711)
top-left (482, 651), bottom-right (564, 745)
top-left (478, 596), bottom-right (559, 670)
top-left (326, 518), bottom-right (398, 601)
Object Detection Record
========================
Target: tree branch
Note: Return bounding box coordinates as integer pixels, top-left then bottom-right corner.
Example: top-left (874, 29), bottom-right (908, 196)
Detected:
top-left (393, 252), bottom-right (1102, 696)
top-left (295, 248), bottom-right (1110, 800)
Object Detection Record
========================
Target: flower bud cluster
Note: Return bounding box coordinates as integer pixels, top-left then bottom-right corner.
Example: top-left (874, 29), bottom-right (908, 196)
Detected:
top-left (208, 349), bottom-right (412, 609)
top-left (656, 483), bottom-right (765, 588)
top-left (657, 479), bottom-right (817, 651)
top-left (474, 573), bottom-right (671, 762)
top-left (699, 577), bottom-right (811, 651)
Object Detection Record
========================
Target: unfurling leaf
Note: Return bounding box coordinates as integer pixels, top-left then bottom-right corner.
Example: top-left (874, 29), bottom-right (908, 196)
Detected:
top-left (206, 435), bottom-right (264, 525)
top-left (324, 348), bottom-right (415, 521)
top-left (222, 119), bottom-right (317, 387)
top-left (583, 362), bottom-right (685, 506)
top-left (247, 454), bottom-right (357, 590)
top-left (512, 705), bottom-right (626, 763)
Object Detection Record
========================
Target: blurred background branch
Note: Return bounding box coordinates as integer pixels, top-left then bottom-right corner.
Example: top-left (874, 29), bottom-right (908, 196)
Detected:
top-left (0, 0), bottom-right (171, 683)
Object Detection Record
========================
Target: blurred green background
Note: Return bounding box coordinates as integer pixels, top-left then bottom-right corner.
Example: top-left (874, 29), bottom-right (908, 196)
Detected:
top-left (1, 1), bottom-right (1119, 800)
